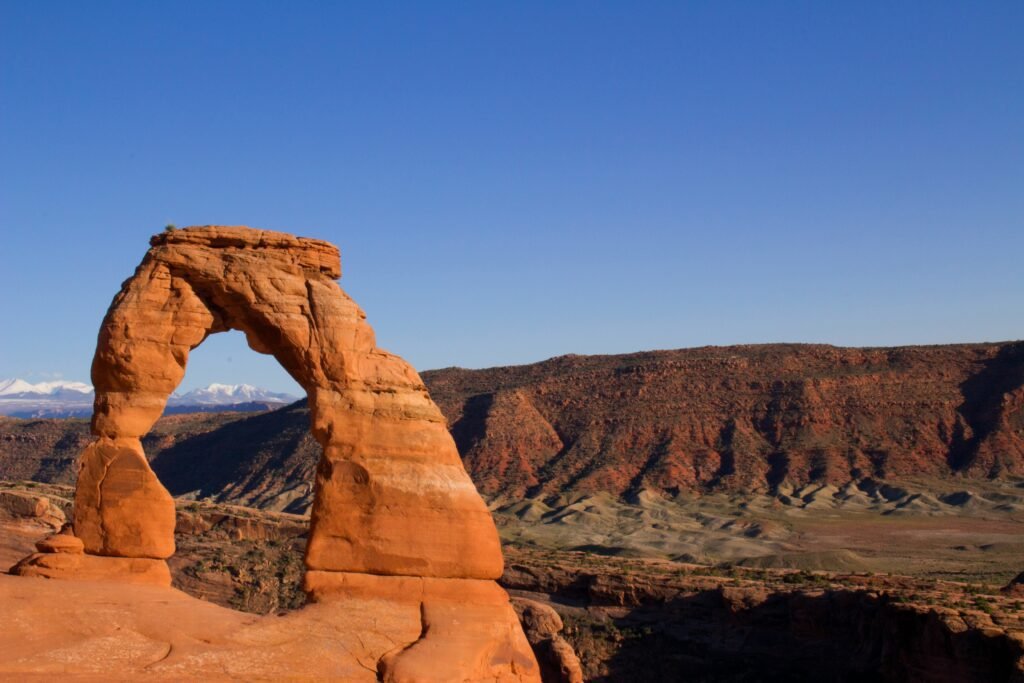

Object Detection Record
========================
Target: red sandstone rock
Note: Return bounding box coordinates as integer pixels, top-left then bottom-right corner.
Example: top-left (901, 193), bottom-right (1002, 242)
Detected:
top-left (513, 597), bottom-right (565, 640)
top-left (0, 491), bottom-right (49, 518)
top-left (34, 533), bottom-right (83, 554)
top-left (74, 439), bottom-right (176, 558)
top-left (75, 226), bottom-right (502, 578)
top-left (0, 491), bottom-right (66, 530)
top-left (306, 571), bottom-right (539, 681)
top-left (511, 597), bottom-right (585, 683)
top-left (7, 341), bottom-right (1024, 510)
top-left (12, 225), bottom-right (536, 680)
top-left (425, 343), bottom-right (1024, 498)
top-left (11, 552), bottom-right (171, 586)
top-left (0, 573), bottom-right (532, 680)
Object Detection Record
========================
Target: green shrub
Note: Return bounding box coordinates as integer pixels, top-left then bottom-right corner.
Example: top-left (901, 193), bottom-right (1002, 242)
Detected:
top-left (973, 596), bottom-right (995, 614)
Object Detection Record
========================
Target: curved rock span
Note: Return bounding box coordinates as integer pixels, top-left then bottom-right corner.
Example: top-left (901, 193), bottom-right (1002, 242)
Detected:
top-left (12, 225), bottom-right (539, 681)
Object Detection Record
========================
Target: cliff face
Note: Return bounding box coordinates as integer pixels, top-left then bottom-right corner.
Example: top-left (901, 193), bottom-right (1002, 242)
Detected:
top-left (500, 547), bottom-right (1024, 683)
top-left (424, 342), bottom-right (1024, 499)
top-left (3, 342), bottom-right (1023, 505)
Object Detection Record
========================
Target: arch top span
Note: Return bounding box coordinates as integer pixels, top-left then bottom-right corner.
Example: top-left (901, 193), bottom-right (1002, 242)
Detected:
top-left (70, 225), bottom-right (503, 581)
top-left (150, 225), bottom-right (342, 277)
top-left (92, 225), bottom-right (355, 438)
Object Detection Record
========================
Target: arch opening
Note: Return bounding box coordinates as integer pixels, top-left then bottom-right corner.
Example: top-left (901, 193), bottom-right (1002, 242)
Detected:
top-left (144, 329), bottom-right (315, 515)
top-left (171, 328), bottom-right (302, 401)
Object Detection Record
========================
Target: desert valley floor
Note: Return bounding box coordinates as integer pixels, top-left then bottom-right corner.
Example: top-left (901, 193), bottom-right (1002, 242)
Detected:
top-left (3, 477), bottom-right (1024, 681)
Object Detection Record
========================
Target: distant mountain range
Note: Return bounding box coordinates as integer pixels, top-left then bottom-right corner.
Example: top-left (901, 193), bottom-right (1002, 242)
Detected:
top-left (4, 342), bottom-right (1022, 514)
top-left (0, 379), bottom-right (94, 399)
top-left (168, 383), bottom-right (298, 407)
top-left (0, 379), bottom-right (298, 418)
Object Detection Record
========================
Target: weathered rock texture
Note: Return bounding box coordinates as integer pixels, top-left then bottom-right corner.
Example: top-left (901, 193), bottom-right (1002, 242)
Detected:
top-left (12, 226), bottom-right (536, 681)
top-left (511, 597), bottom-right (585, 683)
top-left (5, 342), bottom-right (1024, 512)
top-left (0, 491), bottom-right (65, 530)
top-left (0, 574), bottom-right (522, 680)
top-left (426, 343), bottom-right (1024, 498)
top-left (501, 548), bottom-right (1024, 683)
top-left (306, 572), bottom-right (539, 681)
top-left (1006, 572), bottom-right (1024, 597)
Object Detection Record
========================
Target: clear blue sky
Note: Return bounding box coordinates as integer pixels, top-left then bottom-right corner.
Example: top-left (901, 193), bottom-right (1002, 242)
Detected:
top-left (2, 2), bottom-right (1022, 394)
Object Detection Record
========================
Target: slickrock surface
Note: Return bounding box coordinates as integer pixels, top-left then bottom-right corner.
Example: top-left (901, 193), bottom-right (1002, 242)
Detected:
top-left (12, 549), bottom-right (172, 585)
top-left (7, 226), bottom-right (538, 681)
top-left (0, 574), bottom-right (420, 680)
top-left (306, 572), bottom-right (538, 682)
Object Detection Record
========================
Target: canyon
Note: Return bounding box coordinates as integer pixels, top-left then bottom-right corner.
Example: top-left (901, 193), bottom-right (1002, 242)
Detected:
top-left (3, 341), bottom-right (1024, 679)
top-left (3, 482), bottom-right (1022, 681)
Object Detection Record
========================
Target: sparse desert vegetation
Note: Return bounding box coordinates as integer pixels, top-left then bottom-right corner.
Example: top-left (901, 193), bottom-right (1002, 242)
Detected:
top-left (4, 479), bottom-right (1023, 680)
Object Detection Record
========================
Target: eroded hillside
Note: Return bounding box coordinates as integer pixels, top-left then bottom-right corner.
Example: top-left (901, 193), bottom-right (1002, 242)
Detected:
top-left (2, 342), bottom-right (1023, 512)
top-left (427, 342), bottom-right (1024, 498)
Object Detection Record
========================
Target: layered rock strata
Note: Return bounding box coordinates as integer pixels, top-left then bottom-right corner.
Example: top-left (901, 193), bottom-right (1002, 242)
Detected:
top-left (426, 342), bottom-right (1024, 498)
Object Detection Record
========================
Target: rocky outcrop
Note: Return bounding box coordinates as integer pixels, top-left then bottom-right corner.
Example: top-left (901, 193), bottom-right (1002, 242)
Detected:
top-left (7, 478), bottom-right (1018, 681)
top-left (0, 491), bottom-right (65, 530)
top-left (511, 597), bottom-right (585, 683)
top-left (307, 573), bottom-right (539, 682)
top-left (501, 549), bottom-right (1024, 683)
top-left (0, 573), bottom-right (517, 680)
top-left (14, 521), bottom-right (173, 586)
top-left (71, 226), bottom-right (502, 579)
top-left (1006, 572), bottom-right (1024, 597)
top-left (9, 226), bottom-right (537, 681)
top-left (14, 546), bottom-right (172, 585)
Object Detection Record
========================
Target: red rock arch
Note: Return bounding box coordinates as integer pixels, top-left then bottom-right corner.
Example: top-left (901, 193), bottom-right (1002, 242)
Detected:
top-left (69, 226), bottom-right (503, 580)
top-left (15, 226), bottom-right (539, 681)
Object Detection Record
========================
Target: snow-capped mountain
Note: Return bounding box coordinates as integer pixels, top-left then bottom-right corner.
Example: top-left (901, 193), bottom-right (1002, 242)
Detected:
top-left (167, 383), bottom-right (297, 407)
top-left (0, 379), bottom-right (298, 418)
top-left (0, 379), bottom-right (93, 397)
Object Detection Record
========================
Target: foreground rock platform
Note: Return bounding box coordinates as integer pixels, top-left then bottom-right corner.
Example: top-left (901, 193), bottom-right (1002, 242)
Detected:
top-left (0, 574), bottom-right (538, 680)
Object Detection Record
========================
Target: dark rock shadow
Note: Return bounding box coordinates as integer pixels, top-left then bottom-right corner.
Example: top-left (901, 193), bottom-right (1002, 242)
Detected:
top-left (149, 400), bottom-right (319, 510)
top-left (584, 589), bottom-right (1023, 682)
top-left (948, 342), bottom-right (1024, 472)
top-left (504, 569), bottom-right (1024, 683)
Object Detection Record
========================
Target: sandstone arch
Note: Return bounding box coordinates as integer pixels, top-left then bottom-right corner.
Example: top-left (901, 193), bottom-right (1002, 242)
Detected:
top-left (15, 226), bottom-right (538, 681)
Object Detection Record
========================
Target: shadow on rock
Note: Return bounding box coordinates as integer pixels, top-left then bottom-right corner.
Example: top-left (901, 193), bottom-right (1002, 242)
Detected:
top-left (563, 587), bottom-right (1024, 683)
